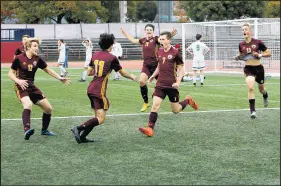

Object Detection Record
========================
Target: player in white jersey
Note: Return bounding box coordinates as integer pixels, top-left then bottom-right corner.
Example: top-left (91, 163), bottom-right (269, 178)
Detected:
top-left (79, 38), bottom-right (93, 82)
top-left (186, 34), bottom-right (210, 86)
top-left (110, 36), bottom-right (123, 80)
top-left (57, 39), bottom-right (68, 77)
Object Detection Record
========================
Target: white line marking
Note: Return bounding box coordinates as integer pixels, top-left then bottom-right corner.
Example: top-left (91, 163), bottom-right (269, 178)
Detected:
top-left (1, 108), bottom-right (279, 121)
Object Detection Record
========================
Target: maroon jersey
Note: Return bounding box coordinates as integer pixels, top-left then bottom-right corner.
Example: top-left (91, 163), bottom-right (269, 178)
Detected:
top-left (14, 45), bottom-right (25, 56)
top-left (139, 36), bottom-right (160, 66)
top-left (239, 38), bottom-right (267, 61)
top-left (11, 53), bottom-right (47, 86)
top-left (156, 47), bottom-right (183, 89)
top-left (87, 51), bottom-right (122, 99)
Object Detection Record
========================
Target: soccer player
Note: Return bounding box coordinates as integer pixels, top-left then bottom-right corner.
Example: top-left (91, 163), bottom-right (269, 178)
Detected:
top-left (138, 31), bottom-right (199, 137)
top-left (110, 35), bottom-right (123, 80)
top-left (57, 39), bottom-right (68, 77)
top-left (71, 33), bottom-right (138, 144)
top-left (186, 34), bottom-right (211, 87)
top-left (8, 37), bottom-right (71, 140)
top-left (14, 35), bottom-right (30, 59)
top-left (120, 24), bottom-right (177, 112)
top-left (234, 23), bottom-right (271, 119)
top-left (79, 38), bottom-right (93, 82)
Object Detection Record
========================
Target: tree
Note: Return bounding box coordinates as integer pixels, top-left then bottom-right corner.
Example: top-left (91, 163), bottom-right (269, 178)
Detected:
top-left (101, 1), bottom-right (119, 23)
top-left (180, 1), bottom-right (265, 22)
top-left (136, 1), bottom-right (157, 22)
top-left (263, 1), bottom-right (280, 18)
top-left (126, 1), bottom-right (137, 22)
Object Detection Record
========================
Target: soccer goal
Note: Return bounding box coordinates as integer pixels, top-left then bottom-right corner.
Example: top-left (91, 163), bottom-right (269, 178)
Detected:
top-left (182, 18), bottom-right (280, 75)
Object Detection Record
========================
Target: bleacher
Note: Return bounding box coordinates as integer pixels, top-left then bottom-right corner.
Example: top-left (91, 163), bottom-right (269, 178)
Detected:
top-left (39, 38), bottom-right (182, 61)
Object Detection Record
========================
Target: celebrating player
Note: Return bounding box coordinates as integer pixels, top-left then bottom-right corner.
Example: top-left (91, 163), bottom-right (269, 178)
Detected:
top-left (120, 24), bottom-right (177, 112)
top-left (71, 33), bottom-right (138, 144)
top-left (79, 38), bottom-right (93, 82)
top-left (8, 37), bottom-right (71, 140)
top-left (186, 34), bottom-right (211, 87)
top-left (14, 35), bottom-right (30, 59)
top-left (234, 23), bottom-right (271, 119)
top-left (138, 31), bottom-right (198, 137)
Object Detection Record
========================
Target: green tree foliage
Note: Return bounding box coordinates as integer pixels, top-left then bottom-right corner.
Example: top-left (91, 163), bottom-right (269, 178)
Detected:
top-left (263, 1), bottom-right (280, 18)
top-left (180, 1), bottom-right (265, 22)
top-left (126, 1), bottom-right (137, 22)
top-left (136, 1), bottom-right (157, 22)
top-left (101, 1), bottom-right (119, 23)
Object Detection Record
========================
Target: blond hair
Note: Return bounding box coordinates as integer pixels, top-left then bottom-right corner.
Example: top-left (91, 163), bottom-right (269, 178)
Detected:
top-left (242, 23), bottom-right (251, 29)
top-left (24, 37), bottom-right (41, 51)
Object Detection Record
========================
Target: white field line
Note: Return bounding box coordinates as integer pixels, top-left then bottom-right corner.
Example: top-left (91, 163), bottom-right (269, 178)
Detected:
top-left (1, 107), bottom-right (279, 121)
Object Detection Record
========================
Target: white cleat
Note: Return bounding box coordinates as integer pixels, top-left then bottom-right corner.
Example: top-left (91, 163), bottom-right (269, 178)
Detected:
top-left (250, 111), bottom-right (257, 119)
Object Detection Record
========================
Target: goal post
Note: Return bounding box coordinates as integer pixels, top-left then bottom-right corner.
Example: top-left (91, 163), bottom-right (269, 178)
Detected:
top-left (182, 18), bottom-right (280, 76)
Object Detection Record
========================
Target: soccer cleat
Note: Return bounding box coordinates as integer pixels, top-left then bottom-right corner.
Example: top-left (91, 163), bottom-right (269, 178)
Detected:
top-left (193, 83), bottom-right (196, 87)
top-left (200, 83), bottom-right (203, 87)
top-left (250, 111), bottom-right (257, 119)
top-left (263, 97), bottom-right (268, 107)
top-left (138, 126), bottom-right (154, 137)
top-left (24, 129), bottom-right (35, 140)
top-left (80, 137), bottom-right (95, 143)
top-left (78, 79), bottom-right (86, 82)
top-left (63, 71), bottom-right (68, 77)
top-left (186, 95), bottom-right (198, 110)
top-left (71, 126), bottom-right (81, 144)
top-left (41, 130), bottom-right (56, 136)
top-left (140, 103), bottom-right (150, 112)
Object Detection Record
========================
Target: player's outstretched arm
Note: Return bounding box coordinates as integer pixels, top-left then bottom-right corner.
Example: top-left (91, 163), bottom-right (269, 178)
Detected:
top-left (43, 67), bottom-right (71, 85)
top-left (119, 69), bottom-right (138, 82)
top-left (120, 28), bottom-right (140, 45)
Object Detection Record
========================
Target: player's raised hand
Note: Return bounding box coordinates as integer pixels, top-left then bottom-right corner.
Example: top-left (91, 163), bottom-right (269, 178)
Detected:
top-left (171, 28), bottom-right (178, 37)
top-left (59, 77), bottom-right (71, 85)
top-left (16, 79), bottom-right (29, 90)
top-left (120, 28), bottom-right (125, 34)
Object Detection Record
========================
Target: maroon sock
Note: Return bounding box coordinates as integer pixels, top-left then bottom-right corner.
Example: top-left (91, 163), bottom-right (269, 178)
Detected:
top-left (179, 99), bottom-right (189, 110)
top-left (22, 109), bottom-right (31, 131)
top-left (42, 113), bottom-right (51, 131)
top-left (79, 118), bottom-right (99, 139)
top-left (148, 112), bottom-right (158, 129)
top-left (249, 99), bottom-right (255, 113)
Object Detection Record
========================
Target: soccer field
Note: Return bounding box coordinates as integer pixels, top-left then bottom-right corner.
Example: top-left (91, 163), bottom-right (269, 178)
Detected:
top-left (1, 67), bottom-right (280, 185)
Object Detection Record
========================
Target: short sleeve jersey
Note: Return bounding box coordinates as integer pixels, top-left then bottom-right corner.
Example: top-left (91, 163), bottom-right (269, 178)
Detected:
top-left (11, 53), bottom-right (47, 85)
top-left (189, 41), bottom-right (208, 61)
top-left (156, 47), bottom-right (183, 89)
top-left (239, 38), bottom-right (267, 61)
top-left (87, 51), bottom-right (122, 98)
top-left (139, 36), bottom-right (160, 66)
top-left (14, 45), bottom-right (25, 56)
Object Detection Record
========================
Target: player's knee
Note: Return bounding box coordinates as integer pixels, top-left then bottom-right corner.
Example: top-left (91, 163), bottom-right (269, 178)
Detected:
top-left (140, 80), bottom-right (146, 87)
top-left (97, 117), bottom-right (105, 125)
top-left (172, 107), bottom-right (180, 114)
top-left (248, 86), bottom-right (254, 92)
top-left (23, 101), bottom-right (33, 109)
top-left (44, 105), bottom-right (53, 114)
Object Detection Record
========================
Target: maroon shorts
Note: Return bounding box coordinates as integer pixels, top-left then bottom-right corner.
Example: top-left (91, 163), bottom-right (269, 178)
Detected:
top-left (153, 87), bottom-right (179, 102)
top-left (141, 64), bottom-right (158, 79)
top-left (87, 94), bottom-right (110, 110)
top-left (244, 65), bottom-right (265, 84)
top-left (14, 84), bottom-right (46, 104)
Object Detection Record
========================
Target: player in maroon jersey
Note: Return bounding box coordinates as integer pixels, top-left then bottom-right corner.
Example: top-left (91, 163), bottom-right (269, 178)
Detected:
top-left (71, 33), bottom-right (138, 144)
top-left (120, 24), bottom-right (177, 112)
top-left (138, 31), bottom-right (199, 137)
top-left (8, 37), bottom-right (71, 140)
top-left (234, 23), bottom-right (271, 119)
top-left (14, 35), bottom-right (30, 59)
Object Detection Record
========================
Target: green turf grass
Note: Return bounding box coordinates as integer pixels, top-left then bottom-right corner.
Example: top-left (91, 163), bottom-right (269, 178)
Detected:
top-left (1, 68), bottom-right (280, 185)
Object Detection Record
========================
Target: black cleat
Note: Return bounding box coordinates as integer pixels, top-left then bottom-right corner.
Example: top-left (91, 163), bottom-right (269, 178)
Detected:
top-left (80, 138), bottom-right (95, 143)
top-left (24, 129), bottom-right (35, 140)
top-left (71, 126), bottom-right (81, 144)
top-left (78, 79), bottom-right (86, 82)
top-left (193, 83), bottom-right (196, 87)
top-left (201, 83), bottom-right (203, 87)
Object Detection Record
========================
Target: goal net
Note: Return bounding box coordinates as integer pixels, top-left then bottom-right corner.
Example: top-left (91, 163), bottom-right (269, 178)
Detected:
top-left (181, 18), bottom-right (280, 76)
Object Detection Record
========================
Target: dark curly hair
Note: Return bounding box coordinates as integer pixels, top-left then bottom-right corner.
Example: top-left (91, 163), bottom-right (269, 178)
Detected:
top-left (99, 33), bottom-right (115, 50)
